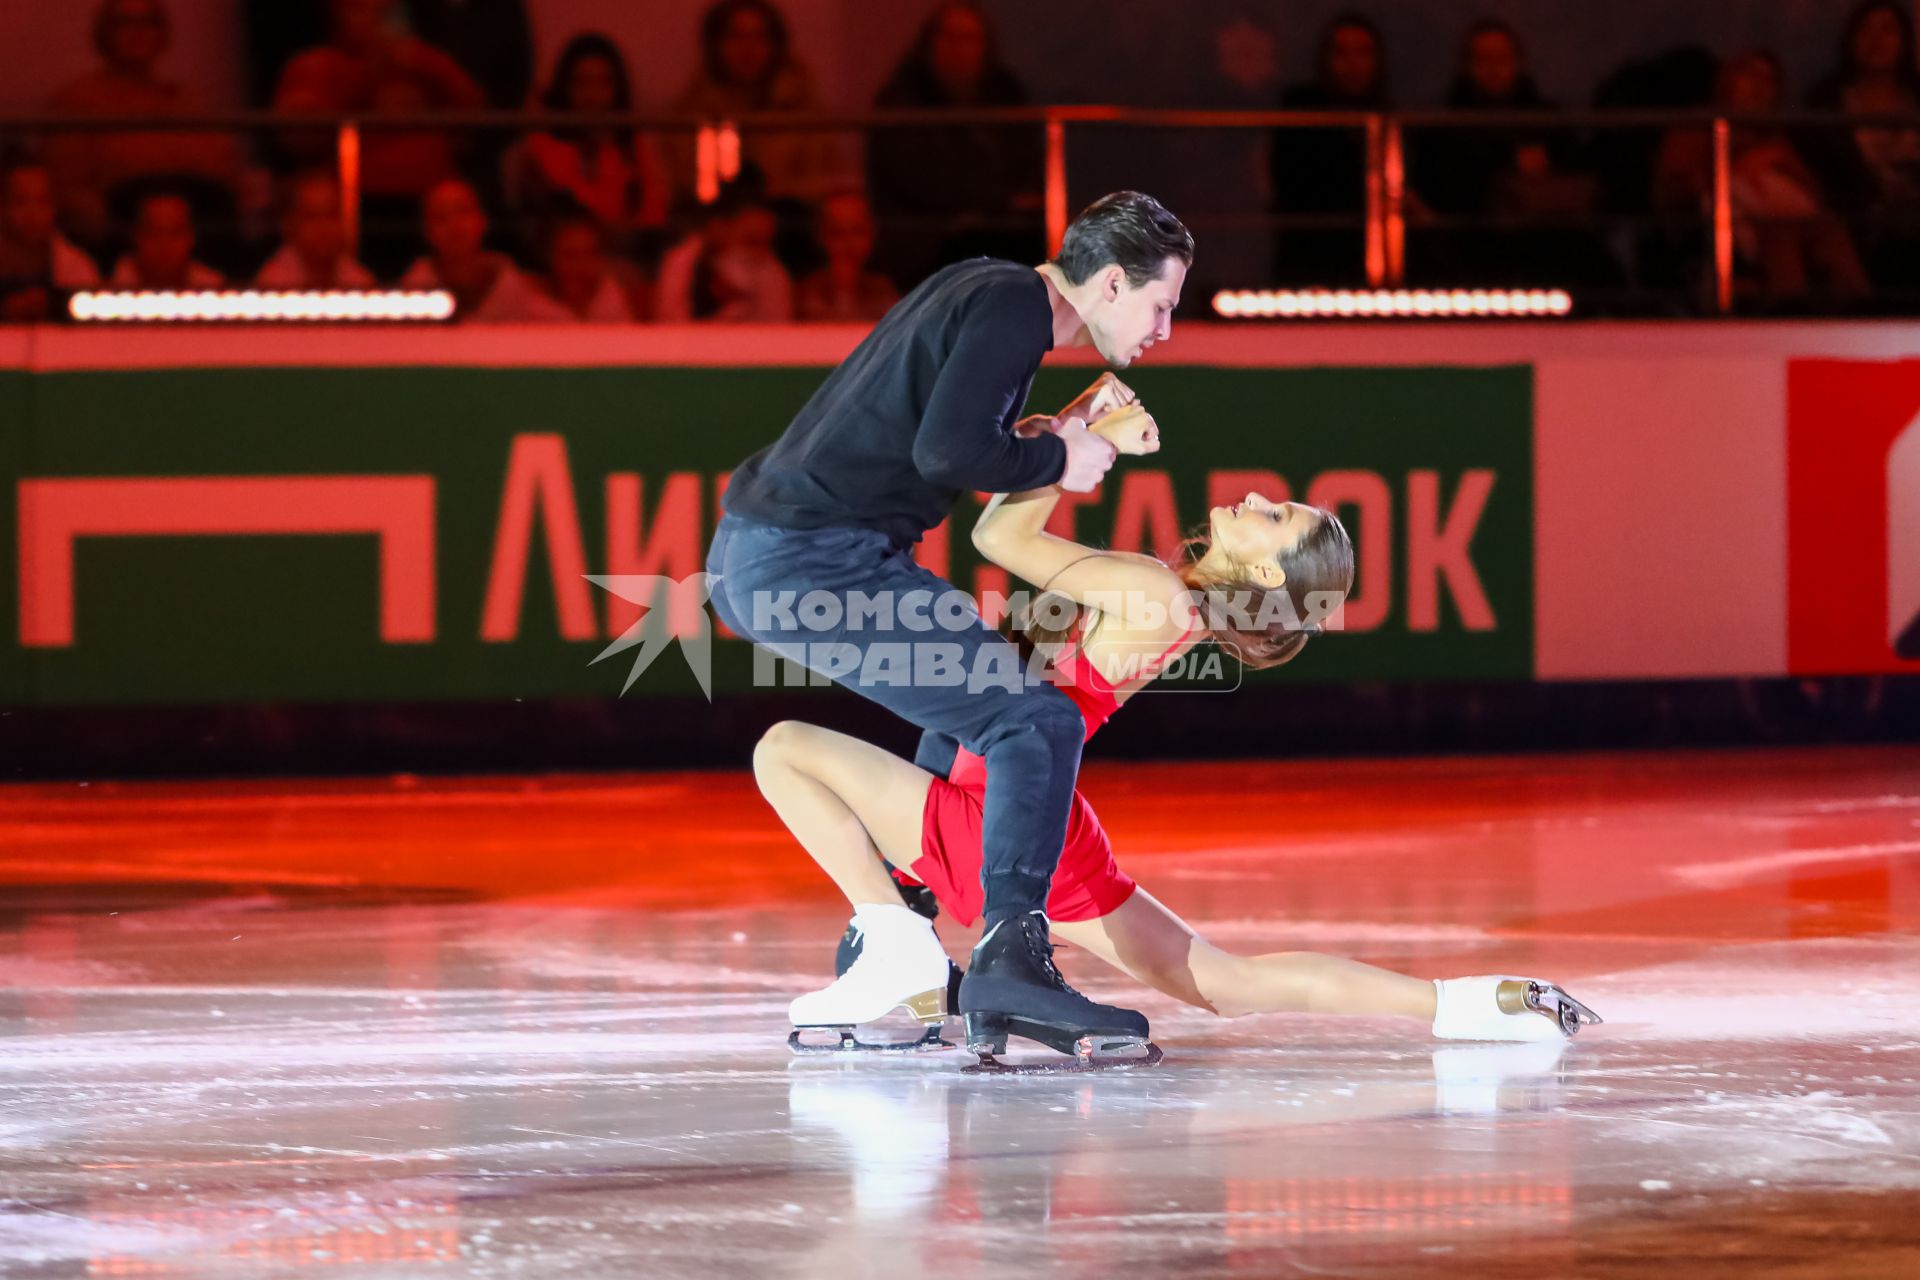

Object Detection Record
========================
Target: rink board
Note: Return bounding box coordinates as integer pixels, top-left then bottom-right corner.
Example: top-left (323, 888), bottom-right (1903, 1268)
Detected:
top-left (0, 322), bottom-right (1915, 707)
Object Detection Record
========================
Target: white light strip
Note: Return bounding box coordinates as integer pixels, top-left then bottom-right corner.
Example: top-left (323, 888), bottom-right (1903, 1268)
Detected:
top-left (1212, 288), bottom-right (1573, 319)
top-left (68, 290), bottom-right (457, 324)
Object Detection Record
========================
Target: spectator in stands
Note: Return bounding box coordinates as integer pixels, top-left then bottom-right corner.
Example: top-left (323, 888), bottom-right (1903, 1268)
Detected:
top-left (274, 0), bottom-right (486, 278)
top-left (45, 0), bottom-right (244, 250)
top-left (0, 160), bottom-right (102, 321)
top-left (1657, 50), bottom-right (1868, 307)
top-left (655, 179), bottom-right (792, 322)
top-left (1806, 0), bottom-right (1920, 290)
top-left (1416, 22), bottom-right (1562, 220)
top-left (111, 190), bottom-right (225, 288)
top-left (795, 189), bottom-right (897, 321)
top-left (404, 0), bottom-right (533, 112)
top-left (866, 0), bottom-right (1042, 289)
top-left (667, 0), bottom-right (849, 275)
top-left (667, 0), bottom-right (845, 206)
top-left (1410, 19), bottom-right (1616, 289)
top-left (527, 214), bottom-right (642, 322)
top-left (509, 33), bottom-right (669, 249)
top-left (253, 169), bottom-right (376, 287)
top-left (1268, 12), bottom-right (1388, 285)
top-left (400, 177), bottom-right (541, 321)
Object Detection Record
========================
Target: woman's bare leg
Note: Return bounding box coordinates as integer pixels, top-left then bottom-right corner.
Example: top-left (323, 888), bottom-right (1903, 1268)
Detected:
top-left (1053, 887), bottom-right (1437, 1022)
top-left (752, 720), bottom-right (937, 909)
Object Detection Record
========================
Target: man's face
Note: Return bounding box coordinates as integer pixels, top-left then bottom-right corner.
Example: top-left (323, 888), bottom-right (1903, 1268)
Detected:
top-left (818, 194), bottom-right (874, 268)
top-left (286, 178), bottom-right (344, 263)
top-left (331, 0), bottom-right (389, 49)
top-left (134, 195), bottom-right (195, 283)
top-left (102, 0), bottom-right (167, 73)
top-left (3, 168), bottom-right (56, 247)
top-left (1857, 8), bottom-right (1907, 74)
top-left (1090, 257), bottom-right (1185, 369)
top-left (1327, 25), bottom-right (1379, 99)
top-left (1466, 30), bottom-right (1518, 99)
top-left (550, 223), bottom-right (604, 293)
top-left (423, 182), bottom-right (485, 259)
top-left (930, 8), bottom-right (988, 96)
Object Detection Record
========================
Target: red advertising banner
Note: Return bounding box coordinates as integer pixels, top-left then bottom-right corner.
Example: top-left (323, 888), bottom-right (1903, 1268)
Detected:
top-left (1787, 359), bottom-right (1920, 674)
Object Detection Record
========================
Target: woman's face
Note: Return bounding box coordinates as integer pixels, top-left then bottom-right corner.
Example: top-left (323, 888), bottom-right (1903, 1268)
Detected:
top-left (424, 182), bottom-right (486, 259)
top-left (103, 0), bottom-right (167, 73)
top-left (567, 53), bottom-right (619, 113)
top-left (720, 8), bottom-right (775, 86)
top-left (931, 7), bottom-right (989, 95)
top-left (1207, 493), bottom-right (1319, 571)
top-left (1326, 25), bottom-right (1380, 99)
top-left (1725, 55), bottom-right (1781, 112)
top-left (550, 223), bottom-right (605, 293)
top-left (1855, 7), bottom-right (1908, 75)
top-left (1465, 29), bottom-right (1520, 99)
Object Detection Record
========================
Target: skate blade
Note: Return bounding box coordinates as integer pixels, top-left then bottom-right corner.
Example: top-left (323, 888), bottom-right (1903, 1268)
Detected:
top-left (788, 1025), bottom-right (954, 1055)
top-left (1518, 983), bottom-right (1603, 1036)
top-left (961, 1036), bottom-right (1164, 1076)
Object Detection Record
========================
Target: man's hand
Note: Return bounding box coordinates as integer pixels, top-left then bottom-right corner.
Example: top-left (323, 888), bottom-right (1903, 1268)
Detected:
top-left (1058, 372), bottom-right (1136, 426)
top-left (1089, 403), bottom-right (1160, 456)
top-left (1056, 417), bottom-right (1117, 492)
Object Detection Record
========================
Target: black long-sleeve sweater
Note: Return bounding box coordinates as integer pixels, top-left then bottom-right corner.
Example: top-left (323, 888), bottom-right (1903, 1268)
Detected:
top-left (722, 258), bottom-right (1066, 547)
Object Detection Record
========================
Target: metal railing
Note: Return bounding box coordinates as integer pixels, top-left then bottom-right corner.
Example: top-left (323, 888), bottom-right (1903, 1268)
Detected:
top-left (5, 105), bottom-right (1916, 317)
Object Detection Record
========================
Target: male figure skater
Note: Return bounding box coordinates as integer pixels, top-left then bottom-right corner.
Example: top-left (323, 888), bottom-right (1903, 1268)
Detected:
top-left (706, 191), bottom-right (1192, 1062)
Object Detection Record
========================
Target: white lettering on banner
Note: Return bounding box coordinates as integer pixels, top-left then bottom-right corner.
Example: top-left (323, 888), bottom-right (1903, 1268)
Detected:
top-left (1407, 469), bottom-right (1496, 632)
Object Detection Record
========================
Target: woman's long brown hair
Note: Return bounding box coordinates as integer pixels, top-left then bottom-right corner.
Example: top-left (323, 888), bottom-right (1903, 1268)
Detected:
top-left (1004, 507), bottom-right (1355, 673)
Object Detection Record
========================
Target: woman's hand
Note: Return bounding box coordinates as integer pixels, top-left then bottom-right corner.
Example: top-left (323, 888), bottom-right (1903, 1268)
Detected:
top-left (1058, 371), bottom-right (1137, 425)
top-left (1090, 403), bottom-right (1160, 456)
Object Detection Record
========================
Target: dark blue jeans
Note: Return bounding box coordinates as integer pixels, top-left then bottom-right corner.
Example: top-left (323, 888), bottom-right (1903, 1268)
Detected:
top-left (706, 512), bottom-right (1084, 921)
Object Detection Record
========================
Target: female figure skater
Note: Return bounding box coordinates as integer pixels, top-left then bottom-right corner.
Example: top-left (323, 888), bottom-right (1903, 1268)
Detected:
top-left (755, 405), bottom-right (1600, 1067)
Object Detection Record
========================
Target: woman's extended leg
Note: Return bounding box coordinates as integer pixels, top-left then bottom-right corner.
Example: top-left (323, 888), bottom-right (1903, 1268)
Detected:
top-left (752, 719), bottom-right (936, 907)
top-left (1053, 887), bottom-right (1438, 1022)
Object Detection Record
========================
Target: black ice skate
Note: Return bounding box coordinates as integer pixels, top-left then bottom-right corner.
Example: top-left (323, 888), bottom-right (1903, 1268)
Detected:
top-left (958, 910), bottom-right (1161, 1075)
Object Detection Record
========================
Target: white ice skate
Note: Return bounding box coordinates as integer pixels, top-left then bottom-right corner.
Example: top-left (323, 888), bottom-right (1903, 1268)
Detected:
top-left (1432, 975), bottom-right (1603, 1042)
top-left (789, 903), bottom-right (957, 1054)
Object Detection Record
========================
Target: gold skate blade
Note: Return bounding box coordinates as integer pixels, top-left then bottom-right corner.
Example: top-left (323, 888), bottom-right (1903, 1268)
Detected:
top-left (787, 1024), bottom-right (954, 1055)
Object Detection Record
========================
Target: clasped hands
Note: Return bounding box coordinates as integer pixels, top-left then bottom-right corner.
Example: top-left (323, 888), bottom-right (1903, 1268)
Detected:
top-left (1015, 372), bottom-right (1161, 493)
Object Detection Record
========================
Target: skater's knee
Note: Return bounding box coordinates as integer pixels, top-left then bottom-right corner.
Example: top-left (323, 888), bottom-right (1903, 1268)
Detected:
top-left (753, 720), bottom-right (814, 777)
top-left (991, 690), bottom-right (1085, 750)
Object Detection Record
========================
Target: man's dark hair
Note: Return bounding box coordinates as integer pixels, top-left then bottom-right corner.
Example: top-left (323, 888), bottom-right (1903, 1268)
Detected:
top-left (1053, 191), bottom-right (1193, 288)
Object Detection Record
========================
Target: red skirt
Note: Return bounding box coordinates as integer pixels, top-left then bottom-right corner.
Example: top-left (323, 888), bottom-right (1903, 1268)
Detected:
top-left (905, 778), bottom-right (1137, 928)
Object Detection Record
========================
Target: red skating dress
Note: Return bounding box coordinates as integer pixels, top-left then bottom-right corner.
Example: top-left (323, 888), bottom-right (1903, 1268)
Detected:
top-left (903, 612), bottom-right (1200, 926)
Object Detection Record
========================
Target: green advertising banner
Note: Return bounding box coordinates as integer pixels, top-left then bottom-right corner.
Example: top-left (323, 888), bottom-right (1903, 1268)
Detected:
top-left (1, 363), bottom-right (1531, 706)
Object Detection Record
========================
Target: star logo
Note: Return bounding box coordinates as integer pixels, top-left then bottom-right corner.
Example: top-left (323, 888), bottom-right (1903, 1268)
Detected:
top-left (584, 573), bottom-right (716, 699)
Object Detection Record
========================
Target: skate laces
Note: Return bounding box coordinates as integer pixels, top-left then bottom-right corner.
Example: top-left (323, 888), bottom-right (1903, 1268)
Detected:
top-left (1021, 915), bottom-right (1079, 995)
